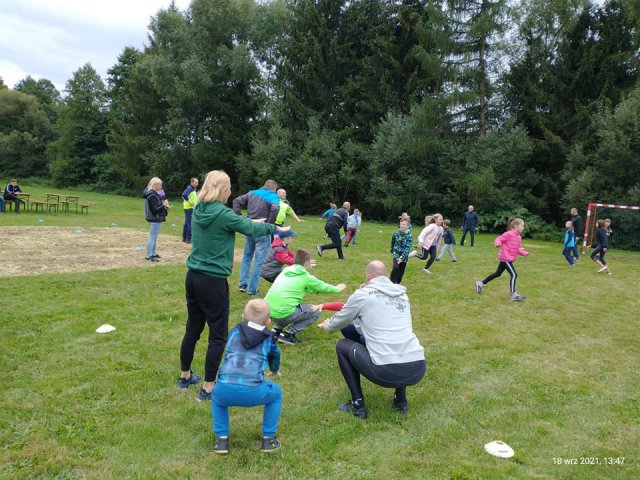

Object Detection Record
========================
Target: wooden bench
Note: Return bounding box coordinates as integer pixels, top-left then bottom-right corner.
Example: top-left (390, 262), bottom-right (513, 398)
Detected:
top-left (30, 200), bottom-right (59, 213)
top-left (80, 203), bottom-right (90, 214)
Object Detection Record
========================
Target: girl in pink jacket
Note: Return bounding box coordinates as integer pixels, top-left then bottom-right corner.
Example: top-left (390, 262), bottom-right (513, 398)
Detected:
top-left (475, 217), bottom-right (529, 301)
top-left (409, 214), bottom-right (443, 274)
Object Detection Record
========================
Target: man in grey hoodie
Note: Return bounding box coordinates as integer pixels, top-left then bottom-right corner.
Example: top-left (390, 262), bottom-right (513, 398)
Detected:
top-left (319, 261), bottom-right (426, 419)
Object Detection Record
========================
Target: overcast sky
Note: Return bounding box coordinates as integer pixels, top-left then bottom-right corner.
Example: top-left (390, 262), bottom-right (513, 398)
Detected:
top-left (0, 0), bottom-right (191, 92)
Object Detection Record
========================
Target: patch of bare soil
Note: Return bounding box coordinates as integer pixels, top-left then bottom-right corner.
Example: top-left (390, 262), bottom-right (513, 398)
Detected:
top-left (0, 227), bottom-right (193, 277)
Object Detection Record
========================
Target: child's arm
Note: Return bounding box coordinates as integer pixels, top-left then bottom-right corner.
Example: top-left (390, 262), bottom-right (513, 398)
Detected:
top-left (518, 237), bottom-right (529, 257)
top-left (267, 340), bottom-right (281, 376)
top-left (274, 248), bottom-right (295, 265)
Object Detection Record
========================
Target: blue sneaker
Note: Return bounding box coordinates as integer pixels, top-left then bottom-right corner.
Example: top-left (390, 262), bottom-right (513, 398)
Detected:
top-left (196, 388), bottom-right (211, 402)
top-left (176, 372), bottom-right (201, 389)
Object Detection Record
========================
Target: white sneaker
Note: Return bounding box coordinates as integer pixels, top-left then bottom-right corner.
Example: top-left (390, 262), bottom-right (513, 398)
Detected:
top-left (475, 281), bottom-right (484, 294)
top-left (510, 292), bottom-right (526, 302)
top-left (422, 268), bottom-right (431, 274)
top-left (408, 251), bottom-right (418, 259)
top-left (598, 266), bottom-right (608, 273)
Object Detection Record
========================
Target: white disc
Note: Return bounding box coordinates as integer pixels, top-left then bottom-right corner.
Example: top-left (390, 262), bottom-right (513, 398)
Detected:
top-left (484, 440), bottom-right (514, 458)
top-left (96, 324), bottom-right (116, 334)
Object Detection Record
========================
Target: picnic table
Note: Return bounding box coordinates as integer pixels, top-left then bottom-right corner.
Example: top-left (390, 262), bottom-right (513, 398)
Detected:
top-left (61, 195), bottom-right (80, 213)
top-left (16, 192), bottom-right (31, 210)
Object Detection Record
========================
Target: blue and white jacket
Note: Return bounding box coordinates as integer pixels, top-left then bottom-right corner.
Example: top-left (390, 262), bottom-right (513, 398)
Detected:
top-left (217, 321), bottom-right (280, 386)
top-left (232, 186), bottom-right (280, 224)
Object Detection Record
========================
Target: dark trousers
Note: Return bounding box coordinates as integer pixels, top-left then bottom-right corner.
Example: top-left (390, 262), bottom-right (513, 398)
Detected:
top-left (341, 324), bottom-right (366, 346)
top-left (390, 260), bottom-right (407, 284)
top-left (562, 246), bottom-right (574, 265)
top-left (590, 246), bottom-right (606, 265)
top-left (460, 227), bottom-right (475, 246)
top-left (336, 339), bottom-right (426, 402)
top-left (482, 261), bottom-right (517, 294)
top-left (183, 209), bottom-right (193, 242)
top-left (4, 193), bottom-right (24, 212)
top-left (320, 224), bottom-right (344, 259)
top-left (180, 270), bottom-right (230, 382)
top-left (415, 246), bottom-right (437, 270)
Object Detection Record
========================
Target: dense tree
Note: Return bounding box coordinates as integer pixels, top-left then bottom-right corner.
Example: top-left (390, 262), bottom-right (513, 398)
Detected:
top-left (14, 76), bottom-right (61, 126)
top-left (49, 64), bottom-right (109, 186)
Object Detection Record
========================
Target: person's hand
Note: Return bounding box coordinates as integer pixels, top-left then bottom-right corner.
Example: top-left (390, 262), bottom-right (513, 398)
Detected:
top-left (336, 283), bottom-right (347, 291)
top-left (309, 259), bottom-right (317, 267)
top-left (318, 318), bottom-right (330, 331)
top-left (311, 304), bottom-right (323, 312)
top-left (251, 217), bottom-right (266, 223)
top-left (275, 225), bottom-right (291, 232)
top-left (162, 199), bottom-right (169, 207)
top-left (267, 371), bottom-right (282, 378)
top-left (603, 247), bottom-right (608, 252)
top-left (397, 258), bottom-right (402, 265)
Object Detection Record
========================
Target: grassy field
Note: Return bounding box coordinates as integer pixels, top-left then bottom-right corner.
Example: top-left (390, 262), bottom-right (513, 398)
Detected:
top-left (1, 186), bottom-right (639, 479)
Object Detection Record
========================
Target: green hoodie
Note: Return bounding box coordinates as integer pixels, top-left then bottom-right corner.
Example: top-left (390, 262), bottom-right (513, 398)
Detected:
top-left (265, 264), bottom-right (341, 319)
top-left (186, 200), bottom-right (275, 278)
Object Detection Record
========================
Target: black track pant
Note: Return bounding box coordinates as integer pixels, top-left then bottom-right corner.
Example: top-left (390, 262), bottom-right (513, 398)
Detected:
top-left (390, 260), bottom-right (407, 284)
top-left (320, 224), bottom-right (344, 259)
top-left (180, 270), bottom-right (229, 382)
top-left (336, 339), bottom-right (426, 403)
top-left (482, 261), bottom-right (517, 294)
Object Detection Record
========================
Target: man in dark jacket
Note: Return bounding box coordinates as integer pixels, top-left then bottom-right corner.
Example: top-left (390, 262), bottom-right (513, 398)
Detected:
top-left (233, 180), bottom-right (281, 295)
top-left (4, 179), bottom-right (25, 213)
top-left (460, 205), bottom-right (479, 247)
top-left (316, 201), bottom-right (350, 259)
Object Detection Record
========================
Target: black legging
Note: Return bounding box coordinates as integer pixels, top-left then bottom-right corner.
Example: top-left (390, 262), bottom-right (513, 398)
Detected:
top-left (320, 224), bottom-right (345, 259)
top-left (590, 245), bottom-right (607, 265)
top-left (336, 339), bottom-right (426, 403)
top-left (482, 261), bottom-right (517, 294)
top-left (180, 270), bottom-right (230, 382)
top-left (390, 261), bottom-right (407, 284)
top-left (414, 245), bottom-right (437, 270)
top-left (461, 227), bottom-right (475, 246)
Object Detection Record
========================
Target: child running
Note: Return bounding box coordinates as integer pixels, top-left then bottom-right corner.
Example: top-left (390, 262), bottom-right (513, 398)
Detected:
top-left (590, 219), bottom-right (611, 274)
top-left (562, 220), bottom-right (576, 267)
top-left (475, 217), bottom-right (529, 301)
top-left (409, 214), bottom-right (443, 274)
top-left (436, 219), bottom-right (457, 262)
top-left (390, 218), bottom-right (413, 284)
top-left (210, 299), bottom-right (283, 454)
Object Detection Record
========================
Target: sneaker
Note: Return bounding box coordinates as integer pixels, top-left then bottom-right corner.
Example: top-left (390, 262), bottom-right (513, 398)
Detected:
top-left (475, 281), bottom-right (484, 294)
top-left (145, 256), bottom-right (159, 262)
top-left (271, 327), bottom-right (283, 339)
top-left (278, 332), bottom-right (300, 345)
top-left (435, 258), bottom-right (441, 262)
top-left (176, 371), bottom-right (202, 389)
top-left (238, 285), bottom-right (247, 292)
top-left (260, 436), bottom-right (282, 452)
top-left (422, 268), bottom-right (432, 274)
top-left (391, 396), bottom-right (408, 414)
top-left (213, 436), bottom-right (229, 454)
top-left (152, 254), bottom-right (162, 259)
top-left (247, 290), bottom-right (262, 296)
top-left (344, 243), bottom-right (349, 248)
top-left (408, 251), bottom-right (417, 259)
top-left (570, 263), bottom-right (576, 268)
top-left (452, 259), bottom-right (457, 262)
top-left (196, 388), bottom-right (211, 402)
top-left (598, 266), bottom-right (608, 273)
top-left (316, 245), bottom-right (323, 257)
top-left (510, 293), bottom-right (526, 302)
top-left (338, 400), bottom-right (368, 419)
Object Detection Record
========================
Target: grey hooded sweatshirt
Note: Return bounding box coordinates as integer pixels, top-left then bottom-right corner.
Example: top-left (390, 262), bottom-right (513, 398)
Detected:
top-left (326, 276), bottom-right (425, 366)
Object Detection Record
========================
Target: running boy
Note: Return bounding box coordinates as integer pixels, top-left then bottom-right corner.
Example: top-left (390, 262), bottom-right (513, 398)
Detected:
top-left (211, 299), bottom-right (283, 454)
top-left (390, 219), bottom-right (413, 284)
top-left (590, 219), bottom-right (611, 274)
top-left (436, 219), bottom-right (457, 262)
top-left (476, 217), bottom-right (529, 301)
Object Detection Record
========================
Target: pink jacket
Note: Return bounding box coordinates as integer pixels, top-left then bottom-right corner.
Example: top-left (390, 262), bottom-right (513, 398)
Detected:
top-left (495, 229), bottom-right (529, 262)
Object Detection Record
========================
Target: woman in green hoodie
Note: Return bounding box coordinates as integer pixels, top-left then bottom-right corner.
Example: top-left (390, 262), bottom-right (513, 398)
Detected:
top-left (177, 170), bottom-right (290, 402)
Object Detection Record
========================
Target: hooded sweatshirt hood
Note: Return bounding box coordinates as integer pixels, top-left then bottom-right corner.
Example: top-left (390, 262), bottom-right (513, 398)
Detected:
top-left (238, 321), bottom-right (273, 349)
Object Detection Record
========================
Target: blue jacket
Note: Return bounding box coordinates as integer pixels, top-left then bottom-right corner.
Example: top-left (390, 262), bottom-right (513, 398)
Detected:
top-left (563, 228), bottom-right (575, 247)
top-left (443, 228), bottom-right (456, 245)
top-left (462, 211), bottom-right (478, 229)
top-left (232, 187), bottom-right (280, 224)
top-left (217, 322), bottom-right (280, 386)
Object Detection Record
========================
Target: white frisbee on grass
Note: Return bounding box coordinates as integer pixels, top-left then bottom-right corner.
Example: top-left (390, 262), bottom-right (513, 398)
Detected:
top-left (484, 440), bottom-right (514, 458)
top-left (96, 324), bottom-right (116, 334)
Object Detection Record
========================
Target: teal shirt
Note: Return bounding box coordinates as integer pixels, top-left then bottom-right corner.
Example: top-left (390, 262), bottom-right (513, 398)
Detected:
top-left (187, 200), bottom-right (275, 278)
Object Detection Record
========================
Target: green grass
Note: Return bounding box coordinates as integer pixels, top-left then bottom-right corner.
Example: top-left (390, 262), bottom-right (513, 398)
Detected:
top-left (1, 185), bottom-right (639, 479)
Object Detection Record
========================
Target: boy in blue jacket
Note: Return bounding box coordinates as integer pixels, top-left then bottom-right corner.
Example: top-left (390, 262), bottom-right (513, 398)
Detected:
top-left (562, 220), bottom-right (576, 266)
top-left (211, 299), bottom-right (282, 454)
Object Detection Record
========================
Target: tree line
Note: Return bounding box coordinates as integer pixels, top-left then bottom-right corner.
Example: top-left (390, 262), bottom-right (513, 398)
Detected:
top-left (1, 0), bottom-right (639, 243)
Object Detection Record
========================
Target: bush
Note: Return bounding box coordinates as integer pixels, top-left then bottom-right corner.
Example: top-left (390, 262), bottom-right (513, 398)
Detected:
top-left (480, 207), bottom-right (562, 241)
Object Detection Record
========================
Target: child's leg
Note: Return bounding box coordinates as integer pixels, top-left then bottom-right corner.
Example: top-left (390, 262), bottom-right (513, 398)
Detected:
top-left (436, 245), bottom-right (445, 260)
top-left (449, 245), bottom-right (457, 261)
top-left (571, 245), bottom-right (579, 259)
top-left (261, 382), bottom-right (283, 438)
top-left (211, 384), bottom-right (231, 437)
top-left (590, 246), bottom-right (603, 267)
top-left (599, 249), bottom-right (607, 266)
top-left (562, 247), bottom-right (574, 265)
top-left (482, 262), bottom-right (507, 285)
top-left (425, 246), bottom-right (437, 270)
top-left (413, 247), bottom-right (428, 260)
top-left (504, 261), bottom-right (517, 294)
top-left (284, 304), bottom-right (322, 334)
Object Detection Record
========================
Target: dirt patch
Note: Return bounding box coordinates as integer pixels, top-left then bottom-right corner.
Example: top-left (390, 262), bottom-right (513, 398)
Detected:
top-left (0, 227), bottom-right (195, 277)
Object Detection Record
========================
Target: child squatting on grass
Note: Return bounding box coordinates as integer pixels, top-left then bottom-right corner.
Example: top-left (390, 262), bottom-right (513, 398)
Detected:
top-left (211, 299), bottom-right (283, 454)
top-left (475, 217), bottom-right (529, 302)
